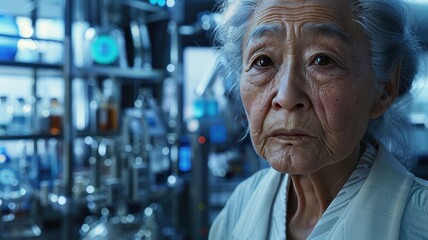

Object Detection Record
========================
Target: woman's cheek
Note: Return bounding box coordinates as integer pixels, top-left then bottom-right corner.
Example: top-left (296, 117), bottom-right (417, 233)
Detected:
top-left (309, 73), bottom-right (345, 128)
top-left (240, 80), bottom-right (269, 150)
top-left (326, 105), bottom-right (351, 132)
top-left (322, 91), bottom-right (366, 133)
top-left (240, 79), bottom-right (266, 119)
top-left (240, 82), bottom-right (255, 118)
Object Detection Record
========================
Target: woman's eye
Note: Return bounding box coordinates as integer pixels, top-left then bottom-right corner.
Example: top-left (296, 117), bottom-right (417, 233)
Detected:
top-left (254, 56), bottom-right (273, 68)
top-left (313, 55), bottom-right (335, 66)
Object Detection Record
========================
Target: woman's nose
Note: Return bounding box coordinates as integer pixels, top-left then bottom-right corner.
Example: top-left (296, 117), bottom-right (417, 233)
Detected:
top-left (271, 62), bottom-right (310, 111)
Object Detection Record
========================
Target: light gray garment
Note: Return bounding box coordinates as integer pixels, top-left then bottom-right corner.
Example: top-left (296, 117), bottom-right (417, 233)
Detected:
top-left (267, 143), bottom-right (376, 240)
top-left (208, 144), bottom-right (428, 240)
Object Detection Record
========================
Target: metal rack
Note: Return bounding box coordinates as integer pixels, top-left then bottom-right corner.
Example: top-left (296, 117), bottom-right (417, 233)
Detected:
top-left (74, 66), bottom-right (165, 82)
top-left (0, 61), bottom-right (62, 70)
top-left (0, 0), bottom-right (182, 239)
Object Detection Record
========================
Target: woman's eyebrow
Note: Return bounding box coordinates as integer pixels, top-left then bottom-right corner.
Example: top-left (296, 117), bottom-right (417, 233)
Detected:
top-left (302, 23), bottom-right (351, 43)
top-left (245, 23), bottom-right (284, 46)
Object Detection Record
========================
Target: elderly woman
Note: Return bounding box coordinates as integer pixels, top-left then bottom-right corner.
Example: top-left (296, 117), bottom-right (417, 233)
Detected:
top-left (208, 0), bottom-right (428, 239)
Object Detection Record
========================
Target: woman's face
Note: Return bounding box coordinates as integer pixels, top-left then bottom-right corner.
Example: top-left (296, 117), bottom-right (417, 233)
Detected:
top-left (241, 0), bottom-right (382, 174)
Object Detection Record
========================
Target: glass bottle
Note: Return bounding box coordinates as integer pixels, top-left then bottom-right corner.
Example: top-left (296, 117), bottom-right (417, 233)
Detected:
top-left (88, 79), bottom-right (101, 133)
top-left (0, 96), bottom-right (12, 135)
top-left (97, 94), bottom-right (109, 132)
top-left (8, 97), bottom-right (31, 135)
top-left (97, 79), bottom-right (118, 132)
top-left (48, 98), bottom-right (63, 135)
top-left (97, 95), bottom-right (118, 132)
top-left (0, 146), bottom-right (11, 164)
top-left (34, 97), bottom-right (50, 134)
top-left (83, 0), bottom-right (127, 68)
top-left (135, 88), bottom-right (165, 137)
top-left (107, 96), bottom-right (118, 131)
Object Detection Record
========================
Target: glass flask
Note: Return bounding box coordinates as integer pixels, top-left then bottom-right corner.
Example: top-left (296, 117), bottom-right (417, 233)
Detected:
top-left (48, 98), bottom-right (63, 135)
top-left (8, 98), bottom-right (31, 135)
top-left (0, 96), bottom-right (12, 135)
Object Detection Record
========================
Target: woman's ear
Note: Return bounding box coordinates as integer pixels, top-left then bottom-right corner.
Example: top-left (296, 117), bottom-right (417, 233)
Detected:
top-left (370, 63), bottom-right (401, 119)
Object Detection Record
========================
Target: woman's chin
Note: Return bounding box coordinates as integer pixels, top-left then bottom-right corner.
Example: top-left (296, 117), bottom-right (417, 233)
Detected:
top-left (263, 147), bottom-right (327, 175)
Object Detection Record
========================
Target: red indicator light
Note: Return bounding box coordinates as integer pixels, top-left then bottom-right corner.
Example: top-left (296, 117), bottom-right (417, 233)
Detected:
top-left (198, 136), bottom-right (206, 144)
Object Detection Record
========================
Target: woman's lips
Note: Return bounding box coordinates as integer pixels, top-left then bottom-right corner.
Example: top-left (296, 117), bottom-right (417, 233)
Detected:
top-left (269, 129), bottom-right (314, 143)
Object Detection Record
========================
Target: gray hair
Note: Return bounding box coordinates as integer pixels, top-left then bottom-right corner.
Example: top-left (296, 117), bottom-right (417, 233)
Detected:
top-left (214, 0), bottom-right (422, 169)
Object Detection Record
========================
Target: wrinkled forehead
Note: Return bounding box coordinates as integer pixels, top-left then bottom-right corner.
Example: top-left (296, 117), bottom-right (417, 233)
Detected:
top-left (248, 0), bottom-right (361, 38)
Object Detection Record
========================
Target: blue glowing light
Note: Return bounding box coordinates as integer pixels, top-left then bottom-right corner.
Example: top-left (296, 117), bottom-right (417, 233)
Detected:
top-left (158, 0), bottom-right (166, 7)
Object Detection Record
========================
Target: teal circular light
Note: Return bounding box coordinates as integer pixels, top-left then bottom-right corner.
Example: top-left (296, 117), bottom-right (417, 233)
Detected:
top-left (158, 0), bottom-right (166, 7)
top-left (149, 0), bottom-right (157, 5)
top-left (0, 167), bottom-right (16, 186)
top-left (90, 35), bottom-right (120, 65)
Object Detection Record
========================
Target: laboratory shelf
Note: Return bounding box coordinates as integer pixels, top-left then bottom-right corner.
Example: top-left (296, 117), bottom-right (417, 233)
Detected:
top-left (0, 60), bottom-right (63, 70)
top-left (76, 130), bottom-right (121, 138)
top-left (0, 134), bottom-right (63, 141)
top-left (74, 66), bottom-right (166, 82)
top-left (0, 33), bottom-right (64, 44)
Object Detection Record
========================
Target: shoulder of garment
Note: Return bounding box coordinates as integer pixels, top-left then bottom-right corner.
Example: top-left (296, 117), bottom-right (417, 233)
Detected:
top-left (208, 167), bottom-right (273, 240)
top-left (399, 177), bottom-right (428, 240)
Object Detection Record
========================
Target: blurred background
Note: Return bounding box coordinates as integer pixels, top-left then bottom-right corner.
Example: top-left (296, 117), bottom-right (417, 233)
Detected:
top-left (0, 0), bottom-right (426, 239)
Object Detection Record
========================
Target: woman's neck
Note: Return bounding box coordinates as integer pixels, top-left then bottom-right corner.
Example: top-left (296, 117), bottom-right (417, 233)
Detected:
top-left (286, 144), bottom-right (361, 240)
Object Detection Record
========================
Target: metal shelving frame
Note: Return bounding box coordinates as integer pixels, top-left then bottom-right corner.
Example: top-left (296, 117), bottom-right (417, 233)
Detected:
top-left (74, 66), bottom-right (165, 82)
top-left (0, 60), bottom-right (63, 70)
top-left (61, 1), bottom-right (174, 239)
top-left (0, 1), bottom-right (177, 239)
